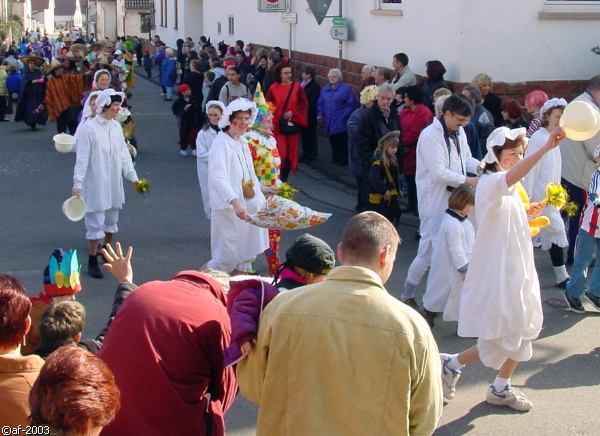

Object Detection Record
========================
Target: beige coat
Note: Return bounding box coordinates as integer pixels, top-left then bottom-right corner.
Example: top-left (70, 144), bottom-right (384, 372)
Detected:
top-left (0, 354), bottom-right (45, 427)
top-left (237, 266), bottom-right (443, 436)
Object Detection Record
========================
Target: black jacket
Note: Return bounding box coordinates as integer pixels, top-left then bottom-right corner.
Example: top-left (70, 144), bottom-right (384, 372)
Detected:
top-left (172, 96), bottom-right (204, 129)
top-left (207, 75), bottom-right (228, 102)
top-left (357, 102), bottom-right (401, 165)
top-left (182, 71), bottom-right (204, 101)
top-left (303, 79), bottom-right (321, 127)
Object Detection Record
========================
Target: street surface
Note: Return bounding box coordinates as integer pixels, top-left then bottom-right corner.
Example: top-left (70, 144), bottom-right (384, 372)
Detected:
top-left (1, 76), bottom-right (598, 435)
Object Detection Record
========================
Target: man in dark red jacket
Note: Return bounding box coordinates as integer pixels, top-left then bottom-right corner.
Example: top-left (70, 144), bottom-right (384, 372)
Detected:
top-left (99, 269), bottom-right (237, 436)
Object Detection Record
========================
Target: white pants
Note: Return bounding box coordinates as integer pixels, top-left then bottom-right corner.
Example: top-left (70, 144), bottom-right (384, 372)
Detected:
top-left (85, 208), bottom-right (119, 240)
top-left (206, 258), bottom-right (254, 274)
top-left (477, 337), bottom-right (533, 371)
top-left (406, 215), bottom-right (434, 286)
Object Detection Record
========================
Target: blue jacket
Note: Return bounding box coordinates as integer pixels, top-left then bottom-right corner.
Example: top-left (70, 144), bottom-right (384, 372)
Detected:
top-left (6, 72), bottom-right (22, 94)
top-left (317, 82), bottom-right (356, 135)
top-left (160, 58), bottom-right (177, 87)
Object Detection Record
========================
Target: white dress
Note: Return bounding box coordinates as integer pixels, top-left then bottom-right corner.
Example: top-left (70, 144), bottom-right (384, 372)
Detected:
top-left (423, 211), bottom-right (475, 321)
top-left (522, 127), bottom-right (569, 250)
top-left (73, 115), bottom-right (138, 213)
top-left (458, 171), bottom-right (543, 370)
top-left (196, 126), bottom-right (218, 219)
top-left (207, 131), bottom-right (269, 272)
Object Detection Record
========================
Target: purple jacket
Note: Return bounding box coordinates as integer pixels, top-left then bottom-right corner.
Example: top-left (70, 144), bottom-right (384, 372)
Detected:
top-left (317, 82), bottom-right (357, 135)
top-left (224, 277), bottom-right (280, 366)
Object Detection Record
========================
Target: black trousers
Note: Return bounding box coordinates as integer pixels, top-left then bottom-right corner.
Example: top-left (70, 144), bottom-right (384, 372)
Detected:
top-left (301, 124), bottom-right (318, 161)
top-left (0, 96), bottom-right (6, 119)
top-left (57, 108), bottom-right (78, 135)
top-left (330, 132), bottom-right (348, 165)
top-left (562, 178), bottom-right (584, 263)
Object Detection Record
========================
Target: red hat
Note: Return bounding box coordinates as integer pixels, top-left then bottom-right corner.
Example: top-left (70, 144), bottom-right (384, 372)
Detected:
top-left (223, 59), bottom-right (236, 68)
top-left (178, 83), bottom-right (191, 94)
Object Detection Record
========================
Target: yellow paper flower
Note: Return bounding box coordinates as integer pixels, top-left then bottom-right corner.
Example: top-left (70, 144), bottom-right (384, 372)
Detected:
top-left (70, 271), bottom-right (80, 289)
top-left (276, 182), bottom-right (298, 200)
top-left (133, 178), bottom-right (150, 194)
top-left (542, 183), bottom-right (568, 209)
top-left (55, 271), bottom-right (66, 288)
top-left (563, 201), bottom-right (579, 217)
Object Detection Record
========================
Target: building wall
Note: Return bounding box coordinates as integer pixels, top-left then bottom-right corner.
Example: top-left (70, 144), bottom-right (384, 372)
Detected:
top-left (201, 0), bottom-right (600, 83)
top-left (97, 0), bottom-right (116, 40)
top-left (154, 0), bottom-right (203, 47)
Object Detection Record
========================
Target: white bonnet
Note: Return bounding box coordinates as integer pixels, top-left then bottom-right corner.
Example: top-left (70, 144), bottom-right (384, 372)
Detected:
top-left (95, 89), bottom-right (126, 115)
top-left (483, 127), bottom-right (527, 164)
top-left (205, 100), bottom-right (226, 115)
top-left (540, 97), bottom-right (567, 117)
top-left (93, 69), bottom-right (111, 84)
top-left (218, 98), bottom-right (257, 129)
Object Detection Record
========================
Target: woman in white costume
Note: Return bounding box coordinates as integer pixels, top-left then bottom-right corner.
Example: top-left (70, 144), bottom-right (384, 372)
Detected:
top-left (522, 98), bottom-right (570, 287)
top-left (72, 89), bottom-right (139, 279)
top-left (206, 98), bottom-right (270, 274)
top-left (440, 126), bottom-right (565, 411)
top-left (196, 100), bottom-right (226, 219)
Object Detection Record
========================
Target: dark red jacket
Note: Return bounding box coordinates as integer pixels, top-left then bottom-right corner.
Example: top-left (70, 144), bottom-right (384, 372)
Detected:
top-left (99, 271), bottom-right (237, 436)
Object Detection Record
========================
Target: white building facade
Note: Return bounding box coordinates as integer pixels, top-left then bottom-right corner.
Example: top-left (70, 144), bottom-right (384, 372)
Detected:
top-left (153, 0), bottom-right (203, 46)
top-left (196, 0), bottom-right (600, 84)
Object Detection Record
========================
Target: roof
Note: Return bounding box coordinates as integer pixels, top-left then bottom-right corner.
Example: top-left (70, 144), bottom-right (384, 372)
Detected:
top-left (124, 0), bottom-right (153, 9)
top-left (31, 0), bottom-right (50, 12)
top-left (54, 0), bottom-right (75, 16)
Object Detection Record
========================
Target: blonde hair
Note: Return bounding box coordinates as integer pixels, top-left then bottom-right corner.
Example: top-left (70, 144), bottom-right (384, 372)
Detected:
top-left (360, 85), bottom-right (378, 106)
top-left (377, 130), bottom-right (400, 168)
top-left (471, 73), bottom-right (492, 89)
top-left (432, 87), bottom-right (452, 102)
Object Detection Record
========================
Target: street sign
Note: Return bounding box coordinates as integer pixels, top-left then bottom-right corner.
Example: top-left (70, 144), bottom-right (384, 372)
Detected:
top-left (307, 0), bottom-right (333, 25)
top-left (281, 12), bottom-right (298, 24)
top-left (330, 26), bottom-right (348, 41)
top-left (332, 17), bottom-right (348, 27)
top-left (258, 0), bottom-right (287, 13)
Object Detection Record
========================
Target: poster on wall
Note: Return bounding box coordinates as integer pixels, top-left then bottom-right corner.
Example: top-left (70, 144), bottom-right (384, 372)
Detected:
top-left (258, 0), bottom-right (287, 12)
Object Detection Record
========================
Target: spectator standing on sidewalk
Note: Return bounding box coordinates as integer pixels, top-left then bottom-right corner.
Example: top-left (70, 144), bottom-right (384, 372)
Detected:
top-left (300, 65), bottom-right (321, 164)
top-left (160, 48), bottom-right (177, 101)
top-left (317, 68), bottom-right (357, 166)
top-left (172, 84), bottom-right (204, 157)
top-left (471, 73), bottom-right (504, 127)
top-left (391, 52), bottom-right (417, 91)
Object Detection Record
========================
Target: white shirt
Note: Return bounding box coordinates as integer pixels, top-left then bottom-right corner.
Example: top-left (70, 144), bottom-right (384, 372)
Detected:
top-left (73, 115), bottom-right (138, 212)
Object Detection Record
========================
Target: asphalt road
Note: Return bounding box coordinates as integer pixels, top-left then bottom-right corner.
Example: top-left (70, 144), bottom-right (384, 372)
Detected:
top-left (1, 76), bottom-right (598, 435)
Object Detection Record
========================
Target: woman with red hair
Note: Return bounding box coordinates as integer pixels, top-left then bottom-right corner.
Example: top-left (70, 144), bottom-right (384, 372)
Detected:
top-left (0, 275), bottom-right (45, 427)
top-left (29, 346), bottom-right (120, 435)
top-left (501, 99), bottom-right (528, 129)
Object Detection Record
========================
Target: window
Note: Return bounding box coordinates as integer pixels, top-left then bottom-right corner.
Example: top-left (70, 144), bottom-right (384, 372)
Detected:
top-left (163, 0), bottom-right (167, 27)
top-left (217, 21), bottom-right (222, 34)
top-left (159, 0), bottom-right (164, 26)
top-left (540, 0), bottom-right (600, 18)
top-left (174, 0), bottom-right (178, 29)
top-left (372, 0), bottom-right (403, 15)
top-left (228, 16), bottom-right (234, 35)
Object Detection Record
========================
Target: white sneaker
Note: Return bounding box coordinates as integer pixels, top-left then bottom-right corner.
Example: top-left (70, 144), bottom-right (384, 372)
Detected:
top-left (486, 385), bottom-right (532, 411)
top-left (179, 150), bottom-right (188, 157)
top-left (440, 353), bottom-right (461, 401)
top-left (191, 149), bottom-right (197, 157)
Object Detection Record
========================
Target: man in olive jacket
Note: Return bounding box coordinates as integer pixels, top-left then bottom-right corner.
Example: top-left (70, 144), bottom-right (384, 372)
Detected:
top-left (237, 212), bottom-right (443, 435)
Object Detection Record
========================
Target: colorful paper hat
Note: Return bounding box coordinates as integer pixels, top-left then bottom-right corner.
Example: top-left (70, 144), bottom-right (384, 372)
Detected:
top-left (253, 83), bottom-right (275, 127)
top-left (43, 249), bottom-right (82, 297)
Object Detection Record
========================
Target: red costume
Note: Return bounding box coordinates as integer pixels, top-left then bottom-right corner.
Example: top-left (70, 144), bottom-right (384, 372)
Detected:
top-left (99, 271), bottom-right (237, 436)
top-left (399, 103), bottom-right (433, 175)
top-left (266, 81), bottom-right (308, 174)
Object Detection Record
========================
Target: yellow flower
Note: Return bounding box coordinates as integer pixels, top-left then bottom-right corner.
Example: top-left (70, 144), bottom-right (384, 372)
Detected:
top-left (55, 271), bottom-right (66, 288)
top-left (276, 182), bottom-right (298, 200)
top-left (133, 178), bottom-right (150, 194)
top-left (563, 201), bottom-right (579, 217)
top-left (543, 183), bottom-right (568, 209)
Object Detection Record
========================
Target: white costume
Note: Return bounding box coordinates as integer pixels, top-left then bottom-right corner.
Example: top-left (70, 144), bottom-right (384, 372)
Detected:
top-left (423, 210), bottom-right (475, 321)
top-left (207, 99), bottom-right (268, 272)
top-left (522, 127), bottom-right (568, 250)
top-left (458, 170), bottom-right (543, 370)
top-left (196, 126), bottom-right (219, 219)
top-left (406, 117), bottom-right (479, 287)
top-left (73, 92), bottom-right (138, 240)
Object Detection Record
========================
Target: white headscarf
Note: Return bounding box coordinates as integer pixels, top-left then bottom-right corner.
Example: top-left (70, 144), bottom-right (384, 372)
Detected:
top-left (540, 97), bottom-right (567, 117)
top-left (94, 89), bottom-right (126, 115)
top-left (205, 100), bottom-right (226, 116)
top-left (93, 69), bottom-right (111, 89)
top-left (81, 90), bottom-right (103, 120)
top-left (483, 127), bottom-right (527, 165)
top-left (218, 98), bottom-right (258, 129)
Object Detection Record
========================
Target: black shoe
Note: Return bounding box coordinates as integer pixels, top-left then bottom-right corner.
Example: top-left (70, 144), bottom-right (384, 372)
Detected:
top-left (555, 278), bottom-right (569, 289)
top-left (88, 255), bottom-right (104, 279)
top-left (0, 118), bottom-right (9, 122)
top-left (563, 292), bottom-right (584, 313)
top-left (584, 291), bottom-right (600, 311)
top-left (424, 309), bottom-right (438, 328)
top-left (402, 297), bottom-right (420, 312)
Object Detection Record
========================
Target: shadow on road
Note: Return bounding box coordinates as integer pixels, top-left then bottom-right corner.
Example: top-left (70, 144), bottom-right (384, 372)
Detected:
top-left (434, 401), bottom-right (527, 434)
top-left (526, 347), bottom-right (600, 390)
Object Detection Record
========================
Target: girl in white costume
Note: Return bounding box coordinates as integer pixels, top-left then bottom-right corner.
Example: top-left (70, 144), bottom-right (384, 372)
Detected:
top-left (422, 184), bottom-right (475, 327)
top-left (522, 98), bottom-right (570, 287)
top-left (440, 126), bottom-right (566, 411)
top-left (196, 100), bottom-right (226, 219)
top-left (206, 99), bottom-right (269, 274)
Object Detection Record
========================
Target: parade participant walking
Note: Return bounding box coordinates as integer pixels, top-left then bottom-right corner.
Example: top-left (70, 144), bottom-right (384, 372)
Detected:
top-left (300, 65), bottom-right (320, 164)
top-left (236, 212), bottom-right (443, 435)
top-left (441, 126), bottom-right (565, 411)
top-left (207, 99), bottom-right (270, 274)
top-left (245, 84), bottom-right (282, 276)
top-left (401, 95), bottom-right (479, 309)
top-left (14, 55), bottom-right (47, 130)
top-left (72, 90), bottom-right (139, 279)
top-left (317, 68), bottom-right (357, 166)
top-left (422, 184), bottom-right (475, 327)
top-left (266, 63), bottom-right (308, 181)
top-left (197, 100), bottom-right (225, 219)
top-left (522, 98), bottom-right (570, 287)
